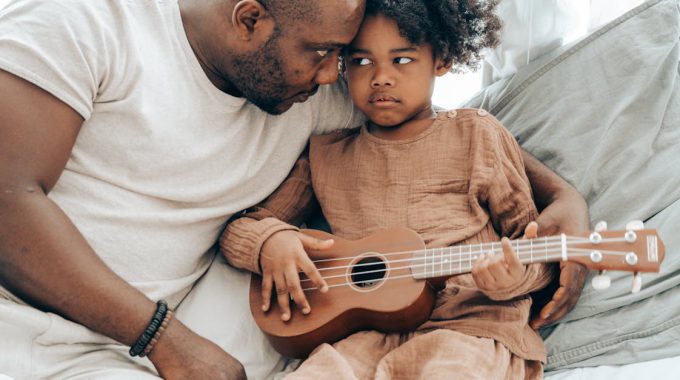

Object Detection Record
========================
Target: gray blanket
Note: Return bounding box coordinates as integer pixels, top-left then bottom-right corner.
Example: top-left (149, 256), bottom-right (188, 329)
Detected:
top-left (463, 0), bottom-right (680, 371)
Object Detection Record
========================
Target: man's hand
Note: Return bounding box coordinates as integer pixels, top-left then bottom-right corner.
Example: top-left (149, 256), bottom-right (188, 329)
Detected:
top-left (149, 318), bottom-right (246, 380)
top-left (530, 190), bottom-right (590, 329)
top-left (260, 230), bottom-right (332, 321)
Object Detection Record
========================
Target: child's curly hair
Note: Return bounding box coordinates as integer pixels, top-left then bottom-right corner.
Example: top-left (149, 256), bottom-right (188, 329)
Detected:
top-left (365, 0), bottom-right (502, 72)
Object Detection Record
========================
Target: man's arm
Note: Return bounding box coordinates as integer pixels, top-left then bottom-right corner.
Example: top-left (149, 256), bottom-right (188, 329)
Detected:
top-left (0, 70), bottom-right (244, 379)
top-left (521, 149), bottom-right (590, 328)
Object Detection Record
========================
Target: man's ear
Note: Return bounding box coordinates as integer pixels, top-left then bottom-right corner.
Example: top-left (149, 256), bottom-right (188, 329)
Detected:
top-left (231, 0), bottom-right (275, 42)
top-left (435, 58), bottom-right (453, 77)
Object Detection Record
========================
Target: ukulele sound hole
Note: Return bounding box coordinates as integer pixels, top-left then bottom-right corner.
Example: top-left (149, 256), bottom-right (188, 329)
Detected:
top-left (351, 256), bottom-right (387, 289)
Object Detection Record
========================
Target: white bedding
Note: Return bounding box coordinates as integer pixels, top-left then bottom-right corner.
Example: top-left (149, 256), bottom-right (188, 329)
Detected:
top-left (174, 1), bottom-right (680, 379)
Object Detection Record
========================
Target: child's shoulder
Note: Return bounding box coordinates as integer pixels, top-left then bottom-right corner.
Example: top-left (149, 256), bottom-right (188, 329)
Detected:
top-left (442, 108), bottom-right (509, 135)
top-left (310, 126), bottom-right (362, 146)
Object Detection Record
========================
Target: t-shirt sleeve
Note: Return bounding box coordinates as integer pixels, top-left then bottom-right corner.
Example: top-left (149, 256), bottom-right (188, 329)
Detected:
top-left (309, 77), bottom-right (367, 134)
top-left (0, 0), bottom-right (110, 119)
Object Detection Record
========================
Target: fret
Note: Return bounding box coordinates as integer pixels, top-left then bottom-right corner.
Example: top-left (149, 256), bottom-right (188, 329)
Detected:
top-left (439, 247), bottom-right (443, 277)
top-left (459, 245), bottom-right (462, 275)
top-left (448, 246), bottom-right (452, 275)
top-left (530, 238), bottom-right (533, 263)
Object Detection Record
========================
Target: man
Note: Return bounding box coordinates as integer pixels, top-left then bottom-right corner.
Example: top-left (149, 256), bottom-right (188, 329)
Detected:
top-left (0, 0), bottom-right (587, 379)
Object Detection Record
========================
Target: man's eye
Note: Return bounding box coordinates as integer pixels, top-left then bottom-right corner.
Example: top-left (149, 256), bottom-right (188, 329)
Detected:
top-left (316, 50), bottom-right (329, 58)
top-left (352, 58), bottom-right (372, 66)
top-left (394, 57), bottom-right (413, 64)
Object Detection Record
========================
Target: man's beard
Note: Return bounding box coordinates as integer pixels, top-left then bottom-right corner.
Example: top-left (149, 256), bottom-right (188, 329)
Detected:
top-left (231, 35), bottom-right (290, 115)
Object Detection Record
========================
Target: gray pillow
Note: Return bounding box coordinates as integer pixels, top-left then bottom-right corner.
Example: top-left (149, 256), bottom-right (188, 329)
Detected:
top-left (464, 0), bottom-right (680, 371)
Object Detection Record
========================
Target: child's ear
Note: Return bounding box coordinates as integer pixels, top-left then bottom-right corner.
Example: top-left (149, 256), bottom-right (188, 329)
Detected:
top-left (434, 58), bottom-right (453, 77)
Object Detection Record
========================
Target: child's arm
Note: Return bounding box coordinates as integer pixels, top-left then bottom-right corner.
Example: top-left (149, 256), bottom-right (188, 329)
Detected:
top-left (472, 119), bottom-right (554, 300)
top-left (219, 149), bottom-right (330, 321)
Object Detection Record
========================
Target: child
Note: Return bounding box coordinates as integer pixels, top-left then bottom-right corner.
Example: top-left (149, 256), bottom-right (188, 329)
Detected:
top-left (222, 0), bottom-right (551, 378)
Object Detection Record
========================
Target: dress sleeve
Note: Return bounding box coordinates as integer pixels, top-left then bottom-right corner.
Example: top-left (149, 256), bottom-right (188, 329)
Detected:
top-left (478, 116), bottom-right (554, 300)
top-left (219, 148), bottom-right (320, 274)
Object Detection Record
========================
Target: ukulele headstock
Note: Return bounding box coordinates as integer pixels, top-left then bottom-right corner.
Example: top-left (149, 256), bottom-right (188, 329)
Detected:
top-left (564, 220), bottom-right (665, 293)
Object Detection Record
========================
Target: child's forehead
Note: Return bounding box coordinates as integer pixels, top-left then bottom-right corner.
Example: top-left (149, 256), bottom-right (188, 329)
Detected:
top-left (348, 13), bottom-right (426, 53)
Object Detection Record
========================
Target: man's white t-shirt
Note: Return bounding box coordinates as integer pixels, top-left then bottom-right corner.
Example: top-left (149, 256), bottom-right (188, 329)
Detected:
top-left (0, 0), bottom-right (358, 306)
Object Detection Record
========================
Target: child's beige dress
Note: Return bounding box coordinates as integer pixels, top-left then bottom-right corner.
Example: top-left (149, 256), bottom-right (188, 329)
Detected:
top-left (223, 109), bottom-right (553, 380)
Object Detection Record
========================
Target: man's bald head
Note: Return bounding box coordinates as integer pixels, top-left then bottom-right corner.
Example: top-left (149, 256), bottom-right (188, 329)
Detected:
top-left (258, 0), bottom-right (320, 28)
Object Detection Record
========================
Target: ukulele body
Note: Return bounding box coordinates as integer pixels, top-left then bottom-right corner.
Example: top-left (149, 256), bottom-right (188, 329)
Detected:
top-left (249, 227), bottom-right (437, 358)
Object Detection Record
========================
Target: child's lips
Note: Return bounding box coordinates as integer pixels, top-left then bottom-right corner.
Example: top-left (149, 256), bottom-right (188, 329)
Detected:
top-left (369, 93), bottom-right (400, 105)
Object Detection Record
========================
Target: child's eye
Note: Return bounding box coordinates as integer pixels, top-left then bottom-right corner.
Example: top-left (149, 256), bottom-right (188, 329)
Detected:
top-left (316, 50), bottom-right (329, 58)
top-left (394, 57), bottom-right (413, 64)
top-left (352, 58), bottom-right (372, 66)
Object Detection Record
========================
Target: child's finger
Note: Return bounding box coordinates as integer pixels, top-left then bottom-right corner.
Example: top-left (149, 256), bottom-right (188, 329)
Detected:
top-left (472, 253), bottom-right (494, 288)
top-left (501, 237), bottom-right (524, 277)
top-left (285, 266), bottom-right (311, 315)
top-left (299, 254), bottom-right (328, 294)
top-left (261, 273), bottom-right (273, 312)
top-left (299, 233), bottom-right (334, 252)
top-left (523, 221), bottom-right (539, 239)
top-left (273, 272), bottom-right (292, 322)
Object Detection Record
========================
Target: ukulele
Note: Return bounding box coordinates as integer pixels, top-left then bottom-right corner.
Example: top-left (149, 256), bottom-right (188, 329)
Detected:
top-left (249, 224), bottom-right (665, 358)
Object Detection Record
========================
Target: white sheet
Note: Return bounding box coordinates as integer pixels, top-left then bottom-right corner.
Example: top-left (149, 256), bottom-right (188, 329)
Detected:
top-left (545, 355), bottom-right (680, 380)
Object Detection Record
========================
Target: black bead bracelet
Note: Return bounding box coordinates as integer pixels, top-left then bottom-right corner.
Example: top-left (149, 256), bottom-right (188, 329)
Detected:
top-left (129, 299), bottom-right (169, 357)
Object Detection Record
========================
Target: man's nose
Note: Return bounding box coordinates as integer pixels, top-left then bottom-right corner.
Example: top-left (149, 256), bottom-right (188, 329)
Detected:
top-left (314, 54), bottom-right (341, 86)
top-left (371, 64), bottom-right (395, 88)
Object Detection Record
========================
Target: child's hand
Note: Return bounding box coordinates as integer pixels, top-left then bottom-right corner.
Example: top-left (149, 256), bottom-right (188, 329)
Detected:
top-left (472, 237), bottom-right (526, 292)
top-left (259, 230), bottom-right (332, 322)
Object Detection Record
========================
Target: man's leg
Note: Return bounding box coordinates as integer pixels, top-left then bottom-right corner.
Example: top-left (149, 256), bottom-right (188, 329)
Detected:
top-left (0, 299), bottom-right (159, 380)
top-left (175, 253), bottom-right (286, 380)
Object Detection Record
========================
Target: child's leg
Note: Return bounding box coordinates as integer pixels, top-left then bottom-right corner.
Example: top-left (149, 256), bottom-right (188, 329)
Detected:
top-left (374, 329), bottom-right (542, 380)
top-left (284, 330), bottom-right (402, 380)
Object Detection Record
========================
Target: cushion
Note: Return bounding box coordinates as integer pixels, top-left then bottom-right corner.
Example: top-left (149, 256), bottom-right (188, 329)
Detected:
top-left (463, 0), bottom-right (680, 371)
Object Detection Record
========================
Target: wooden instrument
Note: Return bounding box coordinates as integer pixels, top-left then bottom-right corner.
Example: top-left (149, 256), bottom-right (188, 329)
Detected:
top-left (249, 225), bottom-right (665, 358)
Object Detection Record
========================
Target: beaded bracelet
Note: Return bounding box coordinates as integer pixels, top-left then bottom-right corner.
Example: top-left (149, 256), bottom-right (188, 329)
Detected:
top-left (140, 309), bottom-right (173, 358)
top-left (129, 300), bottom-right (168, 357)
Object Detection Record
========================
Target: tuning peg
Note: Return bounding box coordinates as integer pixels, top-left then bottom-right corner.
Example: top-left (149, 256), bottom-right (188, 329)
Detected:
top-left (592, 270), bottom-right (611, 290)
top-left (631, 272), bottom-right (642, 293)
top-left (626, 220), bottom-right (644, 231)
top-left (594, 221), bottom-right (608, 232)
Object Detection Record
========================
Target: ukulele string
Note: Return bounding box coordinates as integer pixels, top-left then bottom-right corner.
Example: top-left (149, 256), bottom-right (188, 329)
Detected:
top-left (301, 249), bottom-right (604, 292)
top-left (311, 235), bottom-right (629, 274)
top-left (309, 234), bottom-right (637, 268)
top-left (299, 247), bottom-right (630, 289)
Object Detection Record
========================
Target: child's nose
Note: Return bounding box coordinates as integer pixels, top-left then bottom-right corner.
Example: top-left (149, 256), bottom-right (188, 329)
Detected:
top-left (370, 65), bottom-right (395, 88)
